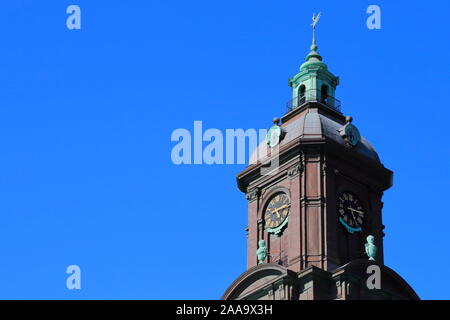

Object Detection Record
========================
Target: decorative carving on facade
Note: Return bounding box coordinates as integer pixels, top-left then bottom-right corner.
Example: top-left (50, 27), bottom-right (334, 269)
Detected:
top-left (246, 187), bottom-right (260, 202)
top-left (321, 162), bottom-right (327, 176)
top-left (287, 163), bottom-right (303, 178)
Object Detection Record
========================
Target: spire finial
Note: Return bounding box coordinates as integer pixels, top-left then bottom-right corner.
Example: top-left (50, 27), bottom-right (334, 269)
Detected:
top-left (311, 12), bottom-right (321, 50)
top-left (305, 13), bottom-right (323, 63)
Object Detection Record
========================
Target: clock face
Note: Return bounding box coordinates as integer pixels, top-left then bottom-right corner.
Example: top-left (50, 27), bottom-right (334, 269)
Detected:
top-left (264, 193), bottom-right (290, 233)
top-left (337, 192), bottom-right (365, 233)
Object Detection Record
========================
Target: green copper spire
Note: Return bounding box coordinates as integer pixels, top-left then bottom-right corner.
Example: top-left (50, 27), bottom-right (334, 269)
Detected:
top-left (306, 12), bottom-right (323, 63)
top-left (287, 13), bottom-right (340, 112)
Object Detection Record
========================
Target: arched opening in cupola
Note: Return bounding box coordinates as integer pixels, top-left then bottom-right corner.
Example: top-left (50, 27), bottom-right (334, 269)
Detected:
top-left (320, 84), bottom-right (329, 104)
top-left (298, 85), bottom-right (306, 105)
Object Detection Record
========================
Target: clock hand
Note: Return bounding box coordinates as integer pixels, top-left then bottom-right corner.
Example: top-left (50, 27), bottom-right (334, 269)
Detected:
top-left (271, 204), bottom-right (290, 219)
top-left (350, 211), bottom-right (357, 224)
top-left (272, 209), bottom-right (281, 219)
top-left (271, 205), bottom-right (289, 214)
top-left (348, 207), bottom-right (364, 215)
top-left (346, 208), bottom-right (357, 225)
top-left (270, 207), bottom-right (280, 219)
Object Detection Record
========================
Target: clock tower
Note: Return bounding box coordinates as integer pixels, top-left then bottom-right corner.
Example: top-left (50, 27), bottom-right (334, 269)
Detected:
top-left (222, 17), bottom-right (418, 300)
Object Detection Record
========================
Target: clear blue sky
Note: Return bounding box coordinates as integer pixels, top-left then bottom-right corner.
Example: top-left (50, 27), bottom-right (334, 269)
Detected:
top-left (0, 0), bottom-right (448, 299)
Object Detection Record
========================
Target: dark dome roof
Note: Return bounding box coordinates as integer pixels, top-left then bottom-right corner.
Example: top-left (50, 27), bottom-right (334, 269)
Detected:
top-left (250, 108), bottom-right (380, 164)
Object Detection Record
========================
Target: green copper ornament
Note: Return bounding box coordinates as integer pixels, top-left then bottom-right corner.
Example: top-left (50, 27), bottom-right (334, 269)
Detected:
top-left (365, 235), bottom-right (377, 261)
top-left (266, 118), bottom-right (284, 148)
top-left (339, 117), bottom-right (361, 147)
top-left (256, 240), bottom-right (268, 264)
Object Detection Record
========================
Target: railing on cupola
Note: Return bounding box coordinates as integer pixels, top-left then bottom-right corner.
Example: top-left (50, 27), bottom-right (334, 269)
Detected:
top-left (286, 89), bottom-right (342, 114)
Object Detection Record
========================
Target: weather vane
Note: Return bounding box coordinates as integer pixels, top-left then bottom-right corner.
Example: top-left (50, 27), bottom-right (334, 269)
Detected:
top-left (311, 12), bottom-right (321, 47)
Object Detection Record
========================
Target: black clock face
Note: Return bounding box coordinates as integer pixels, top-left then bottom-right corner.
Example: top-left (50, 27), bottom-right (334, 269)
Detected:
top-left (264, 193), bottom-right (290, 230)
top-left (337, 192), bottom-right (365, 232)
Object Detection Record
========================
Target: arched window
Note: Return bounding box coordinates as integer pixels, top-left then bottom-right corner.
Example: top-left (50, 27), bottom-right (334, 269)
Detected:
top-left (321, 84), bottom-right (328, 104)
top-left (298, 85), bottom-right (306, 105)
